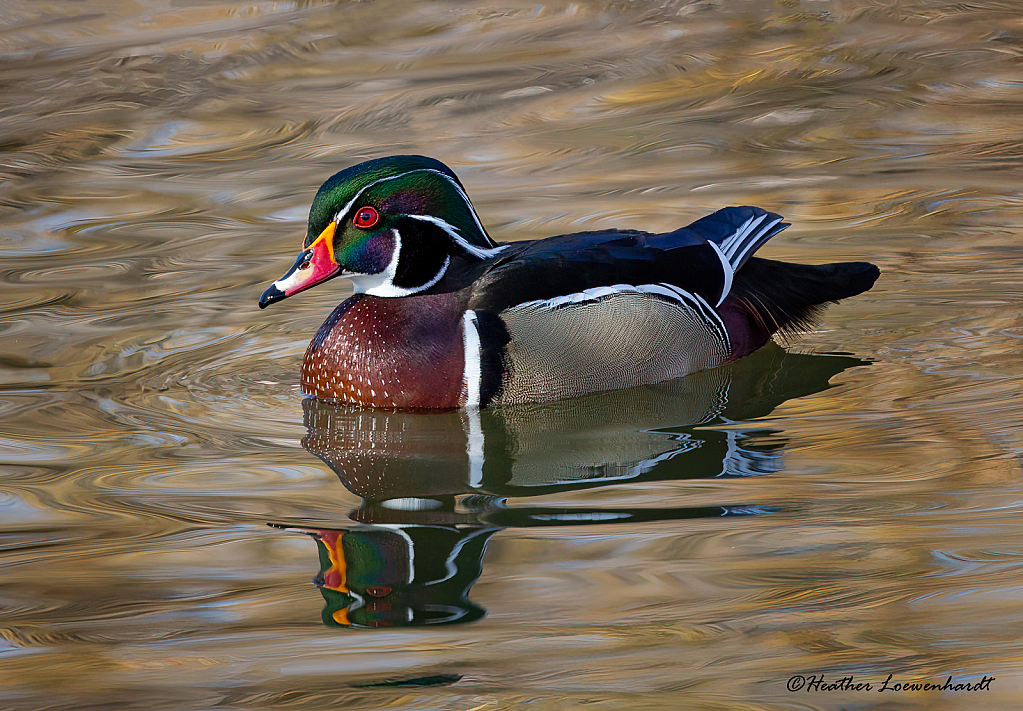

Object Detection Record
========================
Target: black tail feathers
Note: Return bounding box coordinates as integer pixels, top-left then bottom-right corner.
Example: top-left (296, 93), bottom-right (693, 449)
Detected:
top-left (731, 258), bottom-right (880, 337)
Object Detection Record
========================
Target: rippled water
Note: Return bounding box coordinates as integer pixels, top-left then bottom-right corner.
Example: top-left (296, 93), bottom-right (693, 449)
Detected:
top-left (2, 1), bottom-right (1022, 709)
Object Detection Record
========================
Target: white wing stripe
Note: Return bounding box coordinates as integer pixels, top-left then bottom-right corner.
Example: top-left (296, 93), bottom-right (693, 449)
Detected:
top-left (512, 282), bottom-right (729, 351)
top-left (731, 216), bottom-right (783, 267)
top-left (516, 283), bottom-right (636, 309)
top-left (653, 284), bottom-right (730, 351)
top-left (723, 214), bottom-right (767, 260)
top-left (708, 241), bottom-right (733, 306)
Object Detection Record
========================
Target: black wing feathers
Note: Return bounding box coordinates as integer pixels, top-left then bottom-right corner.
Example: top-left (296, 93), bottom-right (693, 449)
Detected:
top-left (463, 207), bottom-right (877, 340)
top-left (468, 229), bottom-right (725, 312)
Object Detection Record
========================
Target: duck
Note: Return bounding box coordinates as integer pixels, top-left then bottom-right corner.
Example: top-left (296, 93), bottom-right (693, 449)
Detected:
top-left (259, 155), bottom-right (879, 409)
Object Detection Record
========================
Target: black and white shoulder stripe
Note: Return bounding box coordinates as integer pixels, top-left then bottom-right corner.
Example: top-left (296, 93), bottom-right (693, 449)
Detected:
top-left (508, 282), bottom-right (730, 356)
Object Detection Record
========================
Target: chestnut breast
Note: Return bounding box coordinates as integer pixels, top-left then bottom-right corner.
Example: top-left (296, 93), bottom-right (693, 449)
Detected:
top-left (302, 292), bottom-right (468, 409)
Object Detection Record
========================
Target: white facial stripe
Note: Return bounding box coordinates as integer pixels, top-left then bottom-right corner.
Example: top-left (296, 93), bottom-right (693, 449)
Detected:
top-left (720, 213), bottom-right (786, 269)
top-left (404, 213), bottom-right (507, 259)
top-left (330, 168), bottom-right (493, 244)
top-left (421, 168), bottom-right (491, 240)
top-left (332, 172), bottom-right (406, 225)
top-left (347, 228), bottom-right (450, 297)
top-left (440, 528), bottom-right (492, 581)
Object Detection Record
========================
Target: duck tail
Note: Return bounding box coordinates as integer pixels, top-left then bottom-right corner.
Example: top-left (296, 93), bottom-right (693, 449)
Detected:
top-left (728, 257), bottom-right (880, 341)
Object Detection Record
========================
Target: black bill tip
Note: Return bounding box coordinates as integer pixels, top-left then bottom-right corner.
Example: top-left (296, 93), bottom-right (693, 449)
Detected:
top-left (258, 283), bottom-right (285, 309)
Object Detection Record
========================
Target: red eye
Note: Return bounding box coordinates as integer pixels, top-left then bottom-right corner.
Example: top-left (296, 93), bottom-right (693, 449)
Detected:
top-left (365, 586), bottom-right (392, 597)
top-left (352, 206), bottom-right (380, 229)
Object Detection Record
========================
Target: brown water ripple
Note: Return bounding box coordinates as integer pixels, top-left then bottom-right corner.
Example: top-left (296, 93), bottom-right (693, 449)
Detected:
top-left (0, 1), bottom-right (1022, 709)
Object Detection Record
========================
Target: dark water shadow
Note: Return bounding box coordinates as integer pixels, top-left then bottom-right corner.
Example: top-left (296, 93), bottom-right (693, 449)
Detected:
top-left (276, 343), bottom-right (867, 629)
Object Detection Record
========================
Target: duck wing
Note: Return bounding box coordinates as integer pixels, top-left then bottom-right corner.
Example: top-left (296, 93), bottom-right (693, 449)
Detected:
top-left (462, 207), bottom-right (878, 406)
top-left (463, 208), bottom-right (788, 405)
top-left (469, 206), bottom-right (787, 312)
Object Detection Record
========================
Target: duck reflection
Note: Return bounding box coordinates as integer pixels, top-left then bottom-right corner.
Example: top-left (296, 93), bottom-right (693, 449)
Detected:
top-left (288, 344), bottom-right (866, 628)
top-left (307, 525), bottom-right (492, 628)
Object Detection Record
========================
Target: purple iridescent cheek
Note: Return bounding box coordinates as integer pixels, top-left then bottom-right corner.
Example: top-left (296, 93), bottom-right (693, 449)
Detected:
top-left (341, 230), bottom-right (395, 274)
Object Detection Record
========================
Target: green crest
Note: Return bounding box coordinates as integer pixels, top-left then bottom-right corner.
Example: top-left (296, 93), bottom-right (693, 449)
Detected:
top-left (305, 155), bottom-right (497, 254)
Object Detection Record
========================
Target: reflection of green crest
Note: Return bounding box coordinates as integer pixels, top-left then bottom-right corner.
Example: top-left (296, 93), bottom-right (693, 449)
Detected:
top-left (311, 525), bottom-right (494, 629)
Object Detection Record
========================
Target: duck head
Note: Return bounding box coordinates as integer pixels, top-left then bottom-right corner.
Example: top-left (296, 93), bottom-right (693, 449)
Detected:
top-left (259, 155), bottom-right (502, 307)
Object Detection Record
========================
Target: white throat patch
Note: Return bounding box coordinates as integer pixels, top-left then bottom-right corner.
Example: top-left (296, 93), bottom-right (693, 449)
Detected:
top-left (347, 228), bottom-right (450, 297)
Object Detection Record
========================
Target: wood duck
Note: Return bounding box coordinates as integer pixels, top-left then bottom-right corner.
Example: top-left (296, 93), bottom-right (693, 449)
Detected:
top-left (259, 155), bottom-right (879, 409)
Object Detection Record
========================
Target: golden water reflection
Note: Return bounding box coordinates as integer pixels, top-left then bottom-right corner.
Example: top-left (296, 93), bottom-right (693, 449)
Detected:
top-left (1, 0), bottom-right (1022, 708)
top-left (286, 346), bottom-right (864, 629)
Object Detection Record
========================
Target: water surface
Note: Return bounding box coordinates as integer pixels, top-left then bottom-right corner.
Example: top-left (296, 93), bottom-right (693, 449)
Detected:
top-left (1, 1), bottom-right (1022, 709)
